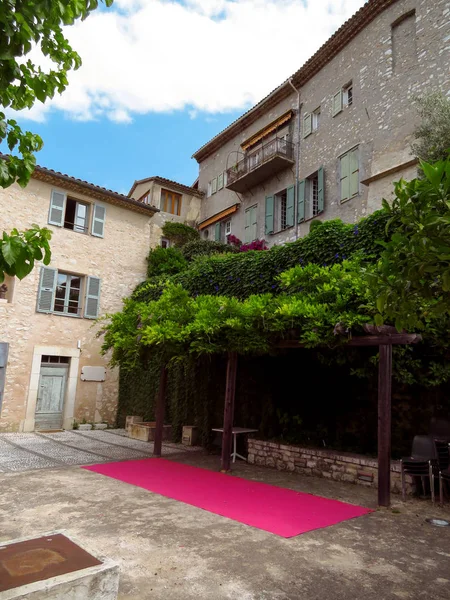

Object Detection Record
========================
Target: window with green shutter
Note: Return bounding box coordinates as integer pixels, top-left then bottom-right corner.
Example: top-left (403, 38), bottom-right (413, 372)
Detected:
top-left (297, 180), bottom-right (305, 223)
top-left (265, 196), bottom-right (274, 235)
top-left (91, 204), bottom-right (106, 238)
top-left (303, 114), bottom-right (312, 138)
top-left (332, 89), bottom-right (343, 117)
top-left (37, 267), bottom-right (57, 313)
top-left (217, 172), bottom-right (224, 190)
top-left (245, 205), bottom-right (258, 242)
top-left (303, 168), bottom-right (324, 220)
top-left (286, 186), bottom-right (295, 227)
top-left (84, 276), bottom-right (101, 319)
top-left (48, 190), bottom-right (66, 226)
top-left (340, 148), bottom-right (359, 202)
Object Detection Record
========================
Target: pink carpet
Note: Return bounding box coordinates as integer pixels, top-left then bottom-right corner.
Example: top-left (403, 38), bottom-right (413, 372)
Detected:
top-left (83, 458), bottom-right (372, 538)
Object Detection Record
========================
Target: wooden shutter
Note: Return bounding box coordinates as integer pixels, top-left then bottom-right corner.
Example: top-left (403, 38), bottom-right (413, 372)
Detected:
top-left (244, 208), bottom-right (251, 243)
top-left (215, 222), bottom-right (221, 241)
top-left (265, 195), bottom-right (274, 235)
top-left (48, 190), bottom-right (66, 226)
top-left (286, 185), bottom-right (295, 227)
top-left (349, 148), bottom-right (359, 198)
top-left (211, 178), bottom-right (217, 194)
top-left (37, 266), bottom-right (57, 313)
top-left (303, 114), bottom-right (312, 138)
top-left (84, 276), bottom-right (101, 319)
top-left (333, 90), bottom-right (343, 117)
top-left (340, 153), bottom-right (350, 202)
top-left (217, 173), bottom-right (224, 190)
top-left (0, 342), bottom-right (9, 412)
top-left (91, 204), bottom-right (106, 238)
top-left (250, 206), bottom-right (257, 242)
top-left (297, 180), bottom-right (305, 223)
top-left (318, 166), bottom-right (324, 213)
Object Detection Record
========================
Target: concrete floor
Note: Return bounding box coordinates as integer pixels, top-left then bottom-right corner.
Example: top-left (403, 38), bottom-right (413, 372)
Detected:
top-left (1, 450), bottom-right (450, 599)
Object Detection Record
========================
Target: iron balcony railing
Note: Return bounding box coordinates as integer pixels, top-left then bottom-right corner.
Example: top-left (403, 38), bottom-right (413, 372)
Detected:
top-left (226, 138), bottom-right (294, 187)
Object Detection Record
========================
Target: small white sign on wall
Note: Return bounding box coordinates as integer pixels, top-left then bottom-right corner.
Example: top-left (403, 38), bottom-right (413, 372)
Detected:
top-left (81, 366), bottom-right (106, 382)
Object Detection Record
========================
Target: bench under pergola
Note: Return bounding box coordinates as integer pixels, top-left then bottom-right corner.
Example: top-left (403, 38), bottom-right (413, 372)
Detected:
top-left (151, 330), bottom-right (421, 508)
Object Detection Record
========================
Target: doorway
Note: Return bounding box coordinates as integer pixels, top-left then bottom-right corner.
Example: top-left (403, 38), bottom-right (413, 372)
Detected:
top-left (35, 356), bottom-right (70, 431)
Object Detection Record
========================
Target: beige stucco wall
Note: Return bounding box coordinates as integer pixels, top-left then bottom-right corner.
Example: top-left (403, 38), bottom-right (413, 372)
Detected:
top-left (0, 178), bottom-right (152, 431)
top-left (197, 0), bottom-right (449, 246)
top-left (131, 181), bottom-right (202, 248)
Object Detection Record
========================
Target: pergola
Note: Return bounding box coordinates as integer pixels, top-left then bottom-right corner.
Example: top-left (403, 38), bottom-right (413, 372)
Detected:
top-left (151, 331), bottom-right (421, 508)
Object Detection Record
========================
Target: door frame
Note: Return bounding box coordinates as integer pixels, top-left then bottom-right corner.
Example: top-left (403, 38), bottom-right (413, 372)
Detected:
top-left (23, 345), bottom-right (80, 432)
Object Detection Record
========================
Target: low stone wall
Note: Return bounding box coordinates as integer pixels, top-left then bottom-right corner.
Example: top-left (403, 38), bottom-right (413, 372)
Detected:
top-left (248, 439), bottom-right (414, 494)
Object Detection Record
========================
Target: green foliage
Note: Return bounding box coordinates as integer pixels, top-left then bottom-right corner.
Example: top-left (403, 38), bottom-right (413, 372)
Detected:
top-left (181, 239), bottom-right (240, 261)
top-left (372, 157), bottom-right (450, 330)
top-left (134, 211), bottom-right (390, 303)
top-left (146, 247), bottom-right (187, 278)
top-left (161, 222), bottom-right (199, 247)
top-left (0, 0), bottom-right (113, 188)
top-left (411, 93), bottom-right (450, 164)
top-left (0, 225), bottom-right (52, 281)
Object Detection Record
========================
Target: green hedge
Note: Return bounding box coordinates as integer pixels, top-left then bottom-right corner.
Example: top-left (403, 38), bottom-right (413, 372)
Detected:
top-left (181, 239), bottom-right (240, 261)
top-left (134, 211), bottom-right (390, 302)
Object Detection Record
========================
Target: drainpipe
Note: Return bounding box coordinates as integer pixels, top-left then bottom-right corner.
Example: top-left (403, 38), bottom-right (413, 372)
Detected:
top-left (288, 79), bottom-right (301, 240)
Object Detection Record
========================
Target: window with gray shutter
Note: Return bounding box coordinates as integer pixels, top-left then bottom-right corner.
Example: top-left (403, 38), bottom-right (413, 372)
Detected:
top-left (36, 267), bottom-right (57, 313)
top-left (91, 204), bottom-right (106, 238)
top-left (48, 190), bottom-right (66, 226)
top-left (84, 276), bottom-right (101, 319)
top-left (303, 114), bottom-right (312, 138)
top-left (0, 342), bottom-right (8, 412)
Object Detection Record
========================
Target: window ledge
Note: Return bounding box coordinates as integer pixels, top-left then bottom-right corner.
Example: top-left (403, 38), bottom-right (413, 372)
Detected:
top-left (270, 225), bottom-right (295, 236)
top-left (40, 311), bottom-right (83, 319)
top-left (340, 193), bottom-right (360, 204)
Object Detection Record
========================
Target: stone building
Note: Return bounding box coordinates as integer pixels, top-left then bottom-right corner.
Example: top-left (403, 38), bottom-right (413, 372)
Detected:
top-left (193, 0), bottom-right (450, 247)
top-left (127, 176), bottom-right (202, 248)
top-left (0, 165), bottom-right (159, 432)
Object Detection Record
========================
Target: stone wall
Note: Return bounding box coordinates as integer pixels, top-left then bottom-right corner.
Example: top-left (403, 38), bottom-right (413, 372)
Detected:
top-left (248, 439), bottom-right (414, 495)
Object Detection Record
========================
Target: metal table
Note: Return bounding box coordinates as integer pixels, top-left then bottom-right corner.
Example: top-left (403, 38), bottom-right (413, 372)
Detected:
top-left (212, 427), bottom-right (258, 463)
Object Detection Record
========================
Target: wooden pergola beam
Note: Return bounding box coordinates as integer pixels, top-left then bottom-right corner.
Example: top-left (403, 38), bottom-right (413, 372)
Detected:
top-left (276, 334), bottom-right (421, 349)
top-left (378, 344), bottom-right (392, 507)
top-left (221, 352), bottom-right (238, 472)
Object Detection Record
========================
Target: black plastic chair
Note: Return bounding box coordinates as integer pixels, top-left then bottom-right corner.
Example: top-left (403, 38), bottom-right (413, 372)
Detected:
top-left (401, 435), bottom-right (439, 503)
top-left (440, 466), bottom-right (450, 505)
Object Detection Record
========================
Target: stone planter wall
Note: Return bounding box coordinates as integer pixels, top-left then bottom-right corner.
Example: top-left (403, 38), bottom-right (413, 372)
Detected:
top-left (248, 439), bottom-right (415, 495)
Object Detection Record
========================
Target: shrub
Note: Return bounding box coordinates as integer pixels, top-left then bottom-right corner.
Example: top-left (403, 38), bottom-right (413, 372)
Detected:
top-left (146, 247), bottom-right (187, 278)
top-left (181, 239), bottom-right (240, 261)
top-left (161, 222), bottom-right (199, 247)
top-left (411, 92), bottom-right (450, 164)
top-left (240, 239), bottom-right (268, 252)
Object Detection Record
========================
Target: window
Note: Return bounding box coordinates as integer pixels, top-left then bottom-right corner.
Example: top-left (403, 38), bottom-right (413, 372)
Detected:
top-left (54, 273), bottom-right (82, 316)
top-left (48, 190), bottom-right (106, 238)
top-left (225, 220), bottom-right (231, 237)
top-left (138, 190), bottom-right (151, 205)
top-left (392, 11), bottom-right (417, 73)
top-left (37, 267), bottom-right (101, 319)
top-left (312, 108), bottom-right (320, 131)
top-left (41, 355), bottom-right (70, 364)
top-left (161, 189), bottom-right (182, 216)
top-left (217, 172), bottom-right (224, 191)
top-left (207, 182), bottom-right (212, 197)
top-left (204, 229), bottom-right (209, 239)
top-left (333, 82), bottom-right (353, 117)
top-left (303, 113), bottom-right (312, 138)
top-left (298, 167), bottom-right (324, 223)
top-left (211, 178), bottom-right (217, 195)
top-left (161, 237), bottom-right (170, 248)
top-left (340, 148), bottom-right (359, 202)
top-left (265, 186), bottom-right (295, 234)
top-left (343, 82), bottom-right (353, 107)
top-left (244, 206), bottom-right (257, 243)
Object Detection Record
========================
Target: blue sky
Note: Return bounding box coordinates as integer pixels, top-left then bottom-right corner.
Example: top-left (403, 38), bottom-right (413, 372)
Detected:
top-left (8, 0), bottom-right (366, 194)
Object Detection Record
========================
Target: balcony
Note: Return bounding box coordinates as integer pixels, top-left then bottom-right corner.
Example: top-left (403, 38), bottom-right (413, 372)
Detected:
top-left (226, 138), bottom-right (295, 193)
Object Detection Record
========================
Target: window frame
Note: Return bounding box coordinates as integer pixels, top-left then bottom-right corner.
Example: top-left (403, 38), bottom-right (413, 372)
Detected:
top-left (160, 189), bottom-right (182, 216)
top-left (312, 107), bottom-right (320, 131)
top-left (53, 271), bottom-right (84, 318)
top-left (343, 82), bottom-right (353, 107)
top-left (64, 197), bottom-right (91, 234)
top-left (225, 220), bottom-right (231, 237)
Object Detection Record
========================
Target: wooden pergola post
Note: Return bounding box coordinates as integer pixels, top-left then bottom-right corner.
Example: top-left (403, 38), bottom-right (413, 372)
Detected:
top-left (377, 343), bottom-right (393, 507)
top-left (153, 365), bottom-right (168, 458)
top-left (221, 352), bottom-right (238, 472)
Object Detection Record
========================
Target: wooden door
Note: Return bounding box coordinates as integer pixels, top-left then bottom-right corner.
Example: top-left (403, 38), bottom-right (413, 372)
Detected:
top-left (35, 366), bottom-right (68, 430)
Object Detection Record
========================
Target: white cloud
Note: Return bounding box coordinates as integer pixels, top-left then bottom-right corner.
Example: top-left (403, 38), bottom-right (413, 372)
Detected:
top-left (15, 0), bottom-right (367, 123)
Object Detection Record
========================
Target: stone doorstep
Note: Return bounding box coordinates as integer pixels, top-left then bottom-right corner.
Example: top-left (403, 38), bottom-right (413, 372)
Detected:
top-left (0, 530), bottom-right (119, 600)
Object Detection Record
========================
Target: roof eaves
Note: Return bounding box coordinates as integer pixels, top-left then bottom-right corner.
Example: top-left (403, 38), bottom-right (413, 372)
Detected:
top-left (128, 176), bottom-right (204, 199)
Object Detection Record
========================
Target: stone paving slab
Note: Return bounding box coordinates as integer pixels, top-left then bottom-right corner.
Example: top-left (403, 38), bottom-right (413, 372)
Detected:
top-left (0, 436), bottom-right (60, 471)
top-left (72, 430), bottom-right (184, 456)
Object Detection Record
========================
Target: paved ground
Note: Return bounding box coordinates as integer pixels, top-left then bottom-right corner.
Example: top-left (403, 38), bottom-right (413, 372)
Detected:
top-left (0, 429), bottom-right (200, 472)
top-left (1, 439), bottom-right (450, 599)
